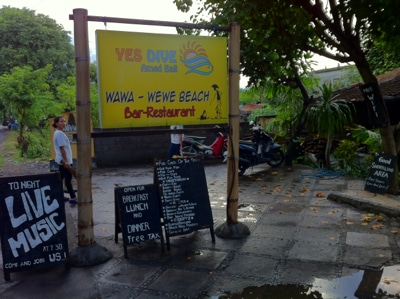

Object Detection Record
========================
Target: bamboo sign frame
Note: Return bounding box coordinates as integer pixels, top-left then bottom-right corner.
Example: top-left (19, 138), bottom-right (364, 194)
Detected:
top-left (69, 9), bottom-right (244, 257)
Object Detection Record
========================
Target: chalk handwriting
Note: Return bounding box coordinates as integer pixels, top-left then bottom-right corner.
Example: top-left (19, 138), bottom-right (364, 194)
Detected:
top-left (5, 185), bottom-right (65, 258)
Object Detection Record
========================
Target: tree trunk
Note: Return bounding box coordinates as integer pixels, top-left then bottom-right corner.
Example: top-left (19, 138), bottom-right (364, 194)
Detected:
top-left (284, 67), bottom-right (310, 166)
top-left (325, 134), bottom-right (332, 169)
top-left (284, 106), bottom-right (308, 166)
top-left (18, 123), bottom-right (24, 146)
top-left (356, 58), bottom-right (398, 194)
top-left (395, 123), bottom-right (400, 169)
top-left (379, 125), bottom-right (398, 194)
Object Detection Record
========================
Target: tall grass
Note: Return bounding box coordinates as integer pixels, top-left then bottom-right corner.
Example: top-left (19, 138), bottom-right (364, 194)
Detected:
top-left (0, 128), bottom-right (51, 167)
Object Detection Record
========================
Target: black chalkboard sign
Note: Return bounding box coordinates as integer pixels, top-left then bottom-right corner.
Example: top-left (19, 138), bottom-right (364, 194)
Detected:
top-left (114, 184), bottom-right (163, 257)
top-left (365, 152), bottom-right (397, 194)
top-left (155, 158), bottom-right (215, 242)
top-left (0, 173), bottom-right (68, 281)
top-left (361, 83), bottom-right (388, 127)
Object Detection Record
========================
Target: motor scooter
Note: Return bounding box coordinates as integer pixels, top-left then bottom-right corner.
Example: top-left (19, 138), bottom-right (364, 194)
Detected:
top-left (182, 130), bottom-right (227, 160)
top-left (238, 121), bottom-right (284, 175)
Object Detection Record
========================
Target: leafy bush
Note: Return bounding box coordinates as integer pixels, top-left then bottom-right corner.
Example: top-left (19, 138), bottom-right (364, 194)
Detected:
top-left (247, 105), bottom-right (276, 123)
top-left (17, 130), bottom-right (50, 159)
top-left (333, 126), bottom-right (384, 178)
top-left (350, 125), bottom-right (382, 153)
top-left (333, 139), bottom-right (369, 178)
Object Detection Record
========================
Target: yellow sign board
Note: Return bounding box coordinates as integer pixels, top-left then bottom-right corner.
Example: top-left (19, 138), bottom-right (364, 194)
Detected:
top-left (96, 30), bottom-right (228, 128)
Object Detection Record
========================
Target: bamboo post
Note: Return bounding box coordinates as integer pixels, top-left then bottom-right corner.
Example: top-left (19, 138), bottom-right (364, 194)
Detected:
top-left (68, 8), bottom-right (112, 266)
top-left (215, 22), bottom-right (250, 239)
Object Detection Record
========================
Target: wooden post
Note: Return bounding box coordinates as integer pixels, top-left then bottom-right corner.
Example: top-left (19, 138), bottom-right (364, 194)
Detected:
top-left (69, 8), bottom-right (112, 266)
top-left (227, 22), bottom-right (240, 224)
top-left (215, 22), bottom-right (250, 239)
top-left (73, 8), bottom-right (93, 247)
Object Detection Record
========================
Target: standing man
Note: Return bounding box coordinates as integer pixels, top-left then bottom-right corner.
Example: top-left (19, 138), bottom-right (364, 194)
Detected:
top-left (53, 116), bottom-right (77, 205)
top-left (168, 125), bottom-right (183, 158)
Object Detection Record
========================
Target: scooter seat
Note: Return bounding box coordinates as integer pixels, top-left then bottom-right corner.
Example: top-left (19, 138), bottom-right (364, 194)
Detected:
top-left (239, 140), bottom-right (255, 145)
top-left (184, 136), bottom-right (207, 143)
top-left (197, 144), bottom-right (213, 150)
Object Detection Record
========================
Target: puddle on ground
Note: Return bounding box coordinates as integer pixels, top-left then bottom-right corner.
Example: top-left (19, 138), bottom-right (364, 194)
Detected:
top-left (209, 265), bottom-right (400, 299)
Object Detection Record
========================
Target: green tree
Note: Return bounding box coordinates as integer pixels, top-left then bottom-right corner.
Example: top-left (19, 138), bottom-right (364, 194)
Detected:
top-left (0, 65), bottom-right (62, 154)
top-left (175, 0), bottom-right (330, 167)
top-left (366, 42), bottom-right (400, 76)
top-left (294, 0), bottom-right (398, 193)
top-left (56, 76), bottom-right (78, 112)
top-left (0, 6), bottom-right (75, 85)
top-left (175, 0), bottom-right (399, 194)
top-left (363, 1), bottom-right (400, 75)
top-left (336, 66), bottom-right (362, 88)
top-left (90, 82), bottom-right (100, 128)
top-left (304, 83), bottom-right (353, 169)
top-left (90, 62), bottom-right (98, 84)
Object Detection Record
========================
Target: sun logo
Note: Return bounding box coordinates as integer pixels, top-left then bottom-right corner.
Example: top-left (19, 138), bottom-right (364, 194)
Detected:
top-left (179, 41), bottom-right (214, 75)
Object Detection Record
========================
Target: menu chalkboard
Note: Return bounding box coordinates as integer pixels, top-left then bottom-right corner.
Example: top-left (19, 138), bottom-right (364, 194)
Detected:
top-left (155, 158), bottom-right (214, 240)
top-left (365, 152), bottom-right (397, 194)
top-left (114, 184), bottom-right (163, 257)
top-left (0, 173), bottom-right (68, 281)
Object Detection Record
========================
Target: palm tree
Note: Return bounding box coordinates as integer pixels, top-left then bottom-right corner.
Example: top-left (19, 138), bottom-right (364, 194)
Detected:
top-left (304, 83), bottom-right (353, 169)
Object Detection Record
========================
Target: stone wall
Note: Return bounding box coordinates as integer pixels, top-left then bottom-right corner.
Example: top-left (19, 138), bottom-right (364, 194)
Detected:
top-left (92, 126), bottom-right (225, 167)
top-left (94, 133), bottom-right (170, 166)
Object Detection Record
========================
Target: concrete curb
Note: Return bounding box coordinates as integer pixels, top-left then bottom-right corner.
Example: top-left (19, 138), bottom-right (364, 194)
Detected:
top-left (328, 191), bottom-right (400, 218)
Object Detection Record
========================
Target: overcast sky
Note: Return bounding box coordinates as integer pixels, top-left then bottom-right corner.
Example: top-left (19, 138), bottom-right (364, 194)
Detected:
top-left (2, 0), bottom-right (195, 55)
top-left (2, 0), bottom-right (342, 86)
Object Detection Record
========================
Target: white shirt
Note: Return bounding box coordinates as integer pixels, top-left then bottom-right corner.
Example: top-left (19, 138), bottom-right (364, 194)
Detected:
top-left (170, 125), bottom-right (183, 144)
top-left (54, 129), bottom-right (73, 165)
